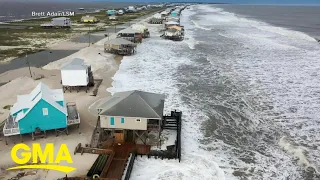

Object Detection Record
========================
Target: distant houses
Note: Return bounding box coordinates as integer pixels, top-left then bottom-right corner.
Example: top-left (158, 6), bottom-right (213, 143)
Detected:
top-left (149, 13), bottom-right (163, 24)
top-left (118, 9), bottom-right (125, 15)
top-left (41, 17), bottom-right (71, 28)
top-left (127, 6), bottom-right (136, 13)
top-left (109, 15), bottom-right (118, 21)
top-left (81, 15), bottom-right (99, 23)
top-left (61, 58), bottom-right (94, 92)
top-left (171, 11), bottom-right (178, 17)
top-left (104, 38), bottom-right (137, 55)
top-left (2, 82), bottom-right (80, 143)
top-left (117, 28), bottom-right (142, 43)
top-left (107, 9), bottom-right (117, 16)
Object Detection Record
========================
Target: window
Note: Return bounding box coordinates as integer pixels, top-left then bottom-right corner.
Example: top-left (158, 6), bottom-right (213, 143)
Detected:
top-left (110, 117), bottom-right (115, 126)
top-left (136, 119), bottom-right (141, 122)
top-left (121, 117), bottom-right (125, 124)
top-left (42, 108), bottom-right (48, 116)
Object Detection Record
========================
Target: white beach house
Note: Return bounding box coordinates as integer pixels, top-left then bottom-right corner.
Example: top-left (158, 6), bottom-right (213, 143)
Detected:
top-left (61, 58), bottom-right (94, 91)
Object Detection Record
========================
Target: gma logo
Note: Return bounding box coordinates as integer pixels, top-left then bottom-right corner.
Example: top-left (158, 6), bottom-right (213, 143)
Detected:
top-left (7, 143), bottom-right (76, 173)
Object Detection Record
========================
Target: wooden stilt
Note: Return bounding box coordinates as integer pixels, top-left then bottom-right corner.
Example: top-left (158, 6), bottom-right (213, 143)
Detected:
top-left (5, 136), bottom-right (8, 145)
top-left (20, 134), bottom-right (23, 142)
top-left (78, 124), bottom-right (81, 134)
top-left (44, 130), bottom-right (46, 138)
top-left (32, 132), bottom-right (35, 141)
top-left (66, 127), bottom-right (69, 135)
top-left (55, 129), bottom-right (58, 137)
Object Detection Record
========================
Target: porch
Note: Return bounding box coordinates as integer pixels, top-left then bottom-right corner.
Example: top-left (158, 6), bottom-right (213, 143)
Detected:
top-left (67, 102), bottom-right (80, 126)
top-left (2, 115), bottom-right (20, 137)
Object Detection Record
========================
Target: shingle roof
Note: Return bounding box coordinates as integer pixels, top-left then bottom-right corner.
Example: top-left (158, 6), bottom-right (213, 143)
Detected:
top-left (118, 28), bottom-right (140, 34)
top-left (10, 82), bottom-right (67, 122)
top-left (97, 90), bottom-right (165, 119)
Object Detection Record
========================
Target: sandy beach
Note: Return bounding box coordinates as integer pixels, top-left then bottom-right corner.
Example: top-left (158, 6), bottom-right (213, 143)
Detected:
top-left (0, 14), bottom-right (159, 180)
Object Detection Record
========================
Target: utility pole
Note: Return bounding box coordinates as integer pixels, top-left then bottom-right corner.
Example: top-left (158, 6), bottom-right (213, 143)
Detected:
top-left (88, 26), bottom-right (91, 46)
top-left (25, 54), bottom-right (32, 78)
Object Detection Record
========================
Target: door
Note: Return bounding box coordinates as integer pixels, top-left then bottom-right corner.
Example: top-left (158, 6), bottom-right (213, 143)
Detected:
top-left (114, 130), bottom-right (124, 144)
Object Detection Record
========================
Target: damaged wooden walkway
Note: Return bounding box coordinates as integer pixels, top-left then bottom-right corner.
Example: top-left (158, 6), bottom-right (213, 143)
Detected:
top-left (70, 142), bottom-right (151, 180)
top-left (100, 143), bottom-right (151, 180)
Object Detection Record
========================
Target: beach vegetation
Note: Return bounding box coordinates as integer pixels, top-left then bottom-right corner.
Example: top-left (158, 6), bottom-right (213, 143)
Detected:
top-left (3, 105), bottom-right (12, 110)
top-left (0, 7), bottom-right (165, 62)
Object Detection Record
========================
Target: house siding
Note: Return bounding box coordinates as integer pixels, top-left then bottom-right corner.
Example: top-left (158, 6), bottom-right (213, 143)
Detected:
top-left (18, 99), bottom-right (67, 134)
top-left (100, 116), bottom-right (148, 130)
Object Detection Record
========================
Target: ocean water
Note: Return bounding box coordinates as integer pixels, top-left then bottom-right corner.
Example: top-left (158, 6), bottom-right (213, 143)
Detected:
top-left (0, 1), bottom-right (140, 22)
top-left (107, 4), bottom-right (320, 180)
top-left (217, 5), bottom-right (320, 38)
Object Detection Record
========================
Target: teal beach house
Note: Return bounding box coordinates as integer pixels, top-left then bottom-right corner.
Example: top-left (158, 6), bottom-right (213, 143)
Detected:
top-left (2, 82), bottom-right (70, 139)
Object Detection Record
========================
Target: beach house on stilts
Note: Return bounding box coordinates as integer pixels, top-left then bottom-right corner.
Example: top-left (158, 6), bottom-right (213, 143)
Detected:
top-left (131, 24), bottom-right (150, 38)
top-left (117, 28), bottom-right (142, 43)
top-left (104, 38), bottom-right (137, 55)
top-left (97, 90), bottom-right (165, 146)
top-left (2, 82), bottom-right (80, 144)
top-left (61, 58), bottom-right (94, 93)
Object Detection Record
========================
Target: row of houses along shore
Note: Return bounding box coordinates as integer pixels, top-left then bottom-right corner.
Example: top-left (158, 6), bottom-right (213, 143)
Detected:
top-left (1, 4), bottom-right (188, 180)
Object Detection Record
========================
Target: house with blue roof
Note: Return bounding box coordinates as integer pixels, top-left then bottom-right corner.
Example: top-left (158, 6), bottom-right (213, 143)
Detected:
top-left (171, 11), bottom-right (177, 17)
top-left (3, 82), bottom-right (80, 143)
top-left (106, 9), bottom-right (116, 16)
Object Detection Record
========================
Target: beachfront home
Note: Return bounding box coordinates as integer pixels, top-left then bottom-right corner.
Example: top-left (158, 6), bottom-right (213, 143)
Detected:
top-left (149, 13), bottom-right (163, 24)
top-left (2, 82), bottom-right (80, 142)
top-left (131, 24), bottom-right (150, 38)
top-left (41, 17), bottom-right (72, 28)
top-left (165, 21), bottom-right (180, 28)
top-left (81, 15), bottom-right (99, 23)
top-left (163, 25), bottom-right (184, 41)
top-left (52, 17), bottom-right (72, 28)
top-left (117, 28), bottom-right (142, 43)
top-left (104, 38), bottom-right (137, 55)
top-left (109, 15), bottom-right (118, 21)
top-left (107, 9), bottom-right (117, 16)
top-left (97, 90), bottom-right (165, 145)
top-left (171, 11), bottom-right (178, 17)
top-left (61, 58), bottom-right (94, 92)
top-left (167, 16), bottom-right (180, 23)
top-left (127, 6), bottom-right (136, 13)
top-left (118, 9), bottom-right (124, 15)
top-left (160, 11), bottom-right (169, 18)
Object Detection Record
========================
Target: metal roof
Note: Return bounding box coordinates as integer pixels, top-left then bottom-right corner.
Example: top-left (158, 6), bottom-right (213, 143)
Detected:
top-left (97, 90), bottom-right (165, 119)
top-left (11, 82), bottom-right (67, 122)
top-left (165, 21), bottom-right (180, 25)
top-left (61, 58), bottom-right (88, 70)
top-left (81, 16), bottom-right (96, 20)
top-left (104, 38), bottom-right (135, 46)
top-left (118, 28), bottom-right (140, 34)
top-left (52, 17), bottom-right (70, 20)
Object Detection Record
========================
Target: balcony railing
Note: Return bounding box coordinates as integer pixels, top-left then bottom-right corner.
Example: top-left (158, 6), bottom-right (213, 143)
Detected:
top-left (67, 113), bottom-right (80, 125)
top-left (3, 115), bottom-right (20, 136)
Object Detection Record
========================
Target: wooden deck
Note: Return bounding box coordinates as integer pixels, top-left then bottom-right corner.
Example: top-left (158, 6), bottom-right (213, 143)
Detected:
top-left (100, 143), bottom-right (151, 180)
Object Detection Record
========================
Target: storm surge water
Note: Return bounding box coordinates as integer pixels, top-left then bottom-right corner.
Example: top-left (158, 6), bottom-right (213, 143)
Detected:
top-left (108, 5), bottom-right (320, 180)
